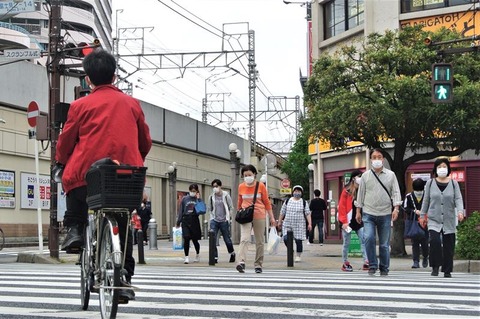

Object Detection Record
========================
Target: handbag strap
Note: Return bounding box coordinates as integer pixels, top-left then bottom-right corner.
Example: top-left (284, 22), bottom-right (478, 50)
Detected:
top-left (251, 182), bottom-right (260, 209)
top-left (371, 169), bottom-right (391, 198)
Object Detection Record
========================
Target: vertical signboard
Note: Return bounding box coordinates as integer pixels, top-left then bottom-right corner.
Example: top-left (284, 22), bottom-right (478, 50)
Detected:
top-left (0, 170), bottom-right (15, 208)
top-left (20, 173), bottom-right (51, 209)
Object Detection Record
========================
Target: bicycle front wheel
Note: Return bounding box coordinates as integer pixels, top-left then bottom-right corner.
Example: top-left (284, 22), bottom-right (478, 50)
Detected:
top-left (0, 228), bottom-right (4, 251)
top-left (98, 220), bottom-right (121, 319)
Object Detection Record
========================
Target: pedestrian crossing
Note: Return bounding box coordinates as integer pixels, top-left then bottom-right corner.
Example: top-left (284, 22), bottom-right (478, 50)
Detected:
top-left (0, 263), bottom-right (478, 318)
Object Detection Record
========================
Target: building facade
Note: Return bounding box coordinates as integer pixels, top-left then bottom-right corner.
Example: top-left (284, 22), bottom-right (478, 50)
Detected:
top-left (309, 0), bottom-right (480, 240)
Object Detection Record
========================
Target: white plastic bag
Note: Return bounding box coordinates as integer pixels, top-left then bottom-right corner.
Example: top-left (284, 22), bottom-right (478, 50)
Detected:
top-left (172, 227), bottom-right (183, 250)
top-left (267, 227), bottom-right (281, 255)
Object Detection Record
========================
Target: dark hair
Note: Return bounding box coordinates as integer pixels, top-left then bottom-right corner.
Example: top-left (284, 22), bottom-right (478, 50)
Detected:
top-left (432, 157), bottom-right (451, 177)
top-left (189, 183), bottom-right (199, 191)
top-left (412, 178), bottom-right (426, 191)
top-left (347, 169), bottom-right (363, 185)
top-left (82, 49), bottom-right (116, 86)
top-left (314, 189), bottom-right (321, 197)
top-left (241, 164), bottom-right (257, 176)
top-left (370, 148), bottom-right (384, 158)
top-left (211, 179), bottom-right (222, 187)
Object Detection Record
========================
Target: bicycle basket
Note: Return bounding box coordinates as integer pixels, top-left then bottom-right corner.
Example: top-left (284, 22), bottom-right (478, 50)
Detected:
top-left (86, 164), bottom-right (147, 210)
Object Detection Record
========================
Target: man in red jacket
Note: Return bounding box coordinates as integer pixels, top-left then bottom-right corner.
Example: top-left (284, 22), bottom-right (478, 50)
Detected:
top-left (56, 49), bottom-right (152, 302)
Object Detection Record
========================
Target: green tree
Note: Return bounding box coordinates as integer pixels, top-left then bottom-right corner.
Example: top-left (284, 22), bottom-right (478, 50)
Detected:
top-left (281, 128), bottom-right (311, 197)
top-left (302, 26), bottom-right (480, 255)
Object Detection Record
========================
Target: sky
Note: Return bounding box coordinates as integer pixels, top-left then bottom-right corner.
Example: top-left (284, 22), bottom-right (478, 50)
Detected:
top-left (112, 0), bottom-right (308, 153)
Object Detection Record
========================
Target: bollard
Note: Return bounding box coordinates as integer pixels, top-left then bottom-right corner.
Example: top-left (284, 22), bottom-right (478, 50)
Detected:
top-left (137, 229), bottom-right (145, 264)
top-left (209, 230), bottom-right (216, 266)
top-left (287, 229), bottom-right (294, 267)
top-left (148, 218), bottom-right (158, 250)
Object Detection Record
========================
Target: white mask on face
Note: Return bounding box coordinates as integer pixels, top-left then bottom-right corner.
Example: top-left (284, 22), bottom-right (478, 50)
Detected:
top-left (413, 191), bottom-right (424, 198)
top-left (354, 177), bottom-right (361, 185)
top-left (244, 176), bottom-right (255, 184)
top-left (189, 191), bottom-right (197, 197)
top-left (437, 167), bottom-right (448, 178)
top-left (371, 159), bottom-right (383, 169)
top-left (213, 187), bottom-right (220, 194)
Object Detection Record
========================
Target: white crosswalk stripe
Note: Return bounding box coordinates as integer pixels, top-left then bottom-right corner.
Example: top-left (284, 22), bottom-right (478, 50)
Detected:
top-left (0, 264), bottom-right (478, 318)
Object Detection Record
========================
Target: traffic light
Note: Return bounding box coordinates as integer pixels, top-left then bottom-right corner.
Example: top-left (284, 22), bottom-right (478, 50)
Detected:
top-left (431, 63), bottom-right (453, 103)
top-left (64, 39), bottom-right (101, 58)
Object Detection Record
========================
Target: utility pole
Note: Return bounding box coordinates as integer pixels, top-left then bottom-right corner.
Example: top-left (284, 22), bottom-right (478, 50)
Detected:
top-left (47, 0), bottom-right (62, 259)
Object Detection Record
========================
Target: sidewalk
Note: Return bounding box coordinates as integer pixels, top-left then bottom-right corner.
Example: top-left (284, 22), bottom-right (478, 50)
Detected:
top-left (14, 239), bottom-right (480, 273)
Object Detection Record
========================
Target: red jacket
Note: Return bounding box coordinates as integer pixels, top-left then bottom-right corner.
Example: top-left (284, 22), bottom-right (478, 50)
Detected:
top-left (56, 85), bottom-right (152, 193)
top-left (338, 188), bottom-right (353, 225)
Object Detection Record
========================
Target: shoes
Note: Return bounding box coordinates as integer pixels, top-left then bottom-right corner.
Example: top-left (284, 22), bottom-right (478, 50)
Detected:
top-left (422, 258), bottom-right (429, 268)
top-left (362, 261), bottom-right (369, 271)
top-left (431, 267), bottom-right (439, 276)
top-left (118, 280), bottom-right (135, 303)
top-left (184, 256), bottom-right (189, 264)
top-left (236, 263), bottom-right (245, 273)
top-left (255, 267), bottom-right (263, 273)
top-left (61, 225), bottom-right (84, 253)
top-left (368, 268), bottom-right (376, 276)
top-left (412, 261), bottom-right (420, 269)
top-left (342, 261), bottom-right (353, 272)
top-left (194, 254), bottom-right (200, 263)
top-left (229, 252), bottom-right (236, 263)
top-left (294, 256), bottom-right (301, 262)
top-left (320, 243), bottom-right (324, 246)
top-left (306, 242), bottom-right (311, 245)
top-left (380, 270), bottom-right (388, 276)
top-left (444, 273), bottom-right (452, 278)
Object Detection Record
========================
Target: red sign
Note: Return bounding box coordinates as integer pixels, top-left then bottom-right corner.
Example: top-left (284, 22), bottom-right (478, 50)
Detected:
top-left (281, 178), bottom-right (290, 189)
top-left (451, 170), bottom-right (465, 182)
top-left (27, 101), bottom-right (39, 127)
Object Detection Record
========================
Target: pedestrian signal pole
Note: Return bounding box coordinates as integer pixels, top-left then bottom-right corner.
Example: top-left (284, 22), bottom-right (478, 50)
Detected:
top-left (431, 63), bottom-right (453, 103)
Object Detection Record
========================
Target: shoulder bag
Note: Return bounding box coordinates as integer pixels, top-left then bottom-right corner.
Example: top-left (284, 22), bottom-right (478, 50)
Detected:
top-left (404, 194), bottom-right (426, 239)
top-left (195, 199), bottom-right (207, 215)
top-left (235, 182), bottom-right (260, 224)
top-left (371, 169), bottom-right (393, 209)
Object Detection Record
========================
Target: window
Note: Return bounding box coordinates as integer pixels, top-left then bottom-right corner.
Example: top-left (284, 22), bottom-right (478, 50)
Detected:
top-left (324, 0), bottom-right (364, 39)
top-left (401, 0), bottom-right (476, 13)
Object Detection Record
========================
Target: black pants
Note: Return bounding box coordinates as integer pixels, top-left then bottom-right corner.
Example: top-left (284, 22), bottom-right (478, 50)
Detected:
top-left (412, 230), bottom-right (429, 262)
top-left (429, 229), bottom-right (455, 274)
top-left (65, 186), bottom-right (135, 279)
top-left (183, 237), bottom-right (200, 257)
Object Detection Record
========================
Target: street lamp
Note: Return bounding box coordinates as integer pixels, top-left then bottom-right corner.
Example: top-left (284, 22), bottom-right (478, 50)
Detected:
top-left (167, 162), bottom-right (177, 241)
top-left (308, 163), bottom-right (315, 201)
top-left (0, 118), bottom-right (6, 124)
top-left (229, 143), bottom-right (241, 244)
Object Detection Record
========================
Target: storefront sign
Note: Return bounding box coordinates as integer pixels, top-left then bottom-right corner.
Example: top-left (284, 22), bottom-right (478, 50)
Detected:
top-left (451, 170), bottom-right (465, 182)
top-left (0, 170), bottom-right (15, 208)
top-left (20, 173), bottom-right (50, 209)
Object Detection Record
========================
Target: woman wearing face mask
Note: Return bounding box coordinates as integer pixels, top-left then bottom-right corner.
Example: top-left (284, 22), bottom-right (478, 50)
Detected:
top-left (277, 185), bottom-right (312, 262)
top-left (176, 184), bottom-right (202, 264)
top-left (338, 170), bottom-right (368, 272)
top-left (236, 164), bottom-right (276, 273)
top-left (403, 178), bottom-right (429, 269)
top-left (420, 158), bottom-right (464, 278)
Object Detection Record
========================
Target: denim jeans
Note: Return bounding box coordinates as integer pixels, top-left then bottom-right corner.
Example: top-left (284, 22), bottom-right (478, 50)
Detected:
top-left (362, 212), bottom-right (392, 272)
top-left (342, 227), bottom-right (368, 263)
top-left (210, 220), bottom-right (234, 258)
top-left (309, 219), bottom-right (324, 244)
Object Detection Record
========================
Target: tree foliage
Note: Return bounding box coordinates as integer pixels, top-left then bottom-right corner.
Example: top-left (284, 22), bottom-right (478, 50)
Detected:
top-left (302, 26), bottom-right (480, 255)
top-left (281, 128), bottom-right (311, 196)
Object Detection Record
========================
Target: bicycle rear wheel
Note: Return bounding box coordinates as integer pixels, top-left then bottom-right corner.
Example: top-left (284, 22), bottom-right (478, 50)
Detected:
top-left (80, 225), bottom-right (91, 310)
top-left (0, 228), bottom-right (4, 251)
top-left (98, 219), bottom-right (120, 319)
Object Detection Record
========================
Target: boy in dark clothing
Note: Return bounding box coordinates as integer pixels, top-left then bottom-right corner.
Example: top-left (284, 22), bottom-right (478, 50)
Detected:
top-left (309, 189), bottom-right (328, 244)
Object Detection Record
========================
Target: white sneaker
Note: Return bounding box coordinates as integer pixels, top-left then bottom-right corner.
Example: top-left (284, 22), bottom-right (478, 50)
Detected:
top-left (295, 256), bottom-right (301, 262)
top-left (184, 256), bottom-right (189, 264)
top-left (194, 254), bottom-right (200, 263)
top-left (306, 242), bottom-right (311, 245)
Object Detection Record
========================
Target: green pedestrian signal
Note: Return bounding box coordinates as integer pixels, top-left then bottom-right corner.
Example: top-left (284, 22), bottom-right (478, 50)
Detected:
top-left (431, 63), bottom-right (453, 103)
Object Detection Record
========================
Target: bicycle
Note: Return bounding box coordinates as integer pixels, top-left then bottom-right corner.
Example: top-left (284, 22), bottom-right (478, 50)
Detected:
top-left (79, 160), bottom-right (147, 319)
top-left (0, 226), bottom-right (4, 251)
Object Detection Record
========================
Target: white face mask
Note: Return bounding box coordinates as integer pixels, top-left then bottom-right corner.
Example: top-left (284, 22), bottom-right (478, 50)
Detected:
top-left (189, 191), bottom-right (197, 197)
top-left (244, 176), bottom-right (255, 184)
top-left (213, 187), bottom-right (220, 194)
top-left (354, 176), bottom-right (361, 185)
top-left (413, 191), bottom-right (424, 198)
top-left (371, 159), bottom-right (383, 169)
top-left (437, 167), bottom-right (448, 178)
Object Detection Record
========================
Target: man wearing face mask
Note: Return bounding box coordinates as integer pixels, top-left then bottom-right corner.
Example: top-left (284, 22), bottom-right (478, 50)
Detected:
top-left (207, 179), bottom-right (236, 263)
top-left (403, 178), bottom-right (429, 269)
top-left (355, 148), bottom-right (402, 276)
